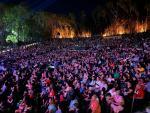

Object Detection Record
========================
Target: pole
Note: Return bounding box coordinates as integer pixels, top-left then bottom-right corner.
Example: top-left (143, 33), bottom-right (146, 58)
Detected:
top-left (130, 95), bottom-right (135, 113)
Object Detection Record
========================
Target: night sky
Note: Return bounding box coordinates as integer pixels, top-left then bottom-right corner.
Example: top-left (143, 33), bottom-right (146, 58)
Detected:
top-left (0, 0), bottom-right (106, 14)
top-left (0, 0), bottom-right (149, 18)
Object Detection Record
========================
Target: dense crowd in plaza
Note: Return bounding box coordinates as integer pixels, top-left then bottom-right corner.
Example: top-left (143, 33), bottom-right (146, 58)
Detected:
top-left (0, 33), bottom-right (150, 113)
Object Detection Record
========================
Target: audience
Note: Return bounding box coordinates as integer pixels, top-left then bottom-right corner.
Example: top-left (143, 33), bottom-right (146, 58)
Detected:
top-left (0, 33), bottom-right (150, 113)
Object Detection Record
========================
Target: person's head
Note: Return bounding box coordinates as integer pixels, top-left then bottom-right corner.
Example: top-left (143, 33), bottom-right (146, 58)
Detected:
top-left (49, 98), bottom-right (54, 104)
top-left (116, 90), bottom-right (120, 95)
top-left (96, 77), bottom-right (100, 81)
top-left (106, 93), bottom-right (111, 98)
top-left (91, 94), bottom-right (98, 101)
top-left (136, 84), bottom-right (141, 90)
top-left (127, 82), bottom-right (131, 88)
top-left (111, 88), bottom-right (116, 92)
top-left (92, 76), bottom-right (95, 80)
top-left (109, 74), bottom-right (112, 78)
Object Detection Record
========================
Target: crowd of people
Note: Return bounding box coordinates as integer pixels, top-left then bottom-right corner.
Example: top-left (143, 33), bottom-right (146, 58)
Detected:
top-left (0, 34), bottom-right (150, 113)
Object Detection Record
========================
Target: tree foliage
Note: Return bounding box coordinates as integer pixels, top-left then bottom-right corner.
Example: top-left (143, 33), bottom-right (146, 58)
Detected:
top-left (0, 0), bottom-right (149, 42)
top-left (91, 0), bottom-right (149, 33)
top-left (2, 5), bottom-right (29, 43)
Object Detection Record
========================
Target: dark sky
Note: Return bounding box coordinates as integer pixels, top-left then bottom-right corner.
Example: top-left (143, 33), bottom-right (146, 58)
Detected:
top-left (0, 0), bottom-right (106, 14)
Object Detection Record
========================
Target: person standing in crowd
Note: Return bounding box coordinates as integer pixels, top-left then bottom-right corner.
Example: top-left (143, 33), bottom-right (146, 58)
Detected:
top-left (90, 94), bottom-right (101, 113)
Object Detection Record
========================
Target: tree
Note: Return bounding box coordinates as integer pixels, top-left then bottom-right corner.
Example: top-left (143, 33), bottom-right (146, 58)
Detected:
top-left (0, 4), bottom-right (7, 44)
top-left (2, 5), bottom-right (30, 43)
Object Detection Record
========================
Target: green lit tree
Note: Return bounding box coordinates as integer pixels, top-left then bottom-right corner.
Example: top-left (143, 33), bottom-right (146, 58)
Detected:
top-left (2, 5), bottom-right (29, 43)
